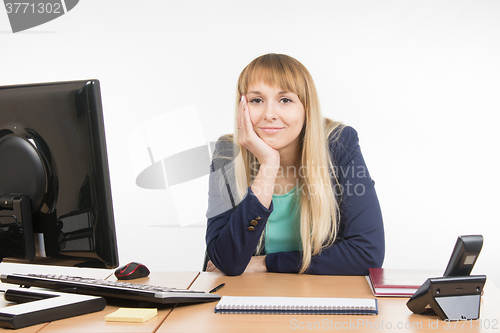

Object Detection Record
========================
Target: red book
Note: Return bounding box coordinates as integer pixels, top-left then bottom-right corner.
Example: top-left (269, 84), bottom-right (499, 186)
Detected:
top-left (367, 268), bottom-right (442, 297)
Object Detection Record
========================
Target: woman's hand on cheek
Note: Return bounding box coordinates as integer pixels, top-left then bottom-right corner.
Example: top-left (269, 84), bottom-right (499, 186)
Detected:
top-left (237, 95), bottom-right (280, 167)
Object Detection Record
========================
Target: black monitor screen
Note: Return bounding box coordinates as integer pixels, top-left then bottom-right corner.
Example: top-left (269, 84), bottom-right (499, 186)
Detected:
top-left (0, 79), bottom-right (118, 269)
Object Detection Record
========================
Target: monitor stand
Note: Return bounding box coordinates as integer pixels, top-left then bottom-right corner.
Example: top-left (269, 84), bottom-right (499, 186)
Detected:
top-left (0, 194), bottom-right (35, 262)
top-left (0, 288), bottom-right (106, 329)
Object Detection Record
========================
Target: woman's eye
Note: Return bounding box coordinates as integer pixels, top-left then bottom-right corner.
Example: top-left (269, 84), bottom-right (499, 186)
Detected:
top-left (280, 97), bottom-right (293, 103)
top-left (250, 98), bottom-right (263, 103)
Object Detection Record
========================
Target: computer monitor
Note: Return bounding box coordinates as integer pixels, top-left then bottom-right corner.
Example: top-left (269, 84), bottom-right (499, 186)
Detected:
top-left (0, 79), bottom-right (119, 269)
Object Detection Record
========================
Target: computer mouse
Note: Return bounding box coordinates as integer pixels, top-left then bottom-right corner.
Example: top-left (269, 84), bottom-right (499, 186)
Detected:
top-left (114, 262), bottom-right (150, 280)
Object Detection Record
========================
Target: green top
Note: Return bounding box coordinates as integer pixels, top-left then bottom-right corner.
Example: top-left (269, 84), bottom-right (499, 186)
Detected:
top-left (265, 187), bottom-right (302, 254)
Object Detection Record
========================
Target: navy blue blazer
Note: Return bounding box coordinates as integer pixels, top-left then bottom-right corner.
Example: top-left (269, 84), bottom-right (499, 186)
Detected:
top-left (205, 126), bottom-right (385, 276)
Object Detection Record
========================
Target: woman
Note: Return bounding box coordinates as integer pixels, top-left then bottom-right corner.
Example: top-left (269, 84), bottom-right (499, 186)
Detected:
top-left (205, 53), bottom-right (384, 276)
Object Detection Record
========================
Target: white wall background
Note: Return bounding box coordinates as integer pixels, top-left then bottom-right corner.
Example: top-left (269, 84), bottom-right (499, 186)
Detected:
top-left (1, 0), bottom-right (499, 287)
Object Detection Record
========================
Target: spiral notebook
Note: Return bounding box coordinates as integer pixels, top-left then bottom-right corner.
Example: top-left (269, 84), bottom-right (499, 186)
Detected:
top-left (214, 296), bottom-right (378, 315)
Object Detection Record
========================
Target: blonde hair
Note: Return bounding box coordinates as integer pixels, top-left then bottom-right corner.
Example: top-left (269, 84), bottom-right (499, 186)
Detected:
top-left (230, 53), bottom-right (343, 273)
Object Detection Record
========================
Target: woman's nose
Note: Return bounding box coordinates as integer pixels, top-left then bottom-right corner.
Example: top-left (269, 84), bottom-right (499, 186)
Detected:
top-left (263, 103), bottom-right (278, 121)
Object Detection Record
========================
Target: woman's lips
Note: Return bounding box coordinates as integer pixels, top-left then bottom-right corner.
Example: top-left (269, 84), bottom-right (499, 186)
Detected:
top-left (259, 127), bottom-right (284, 134)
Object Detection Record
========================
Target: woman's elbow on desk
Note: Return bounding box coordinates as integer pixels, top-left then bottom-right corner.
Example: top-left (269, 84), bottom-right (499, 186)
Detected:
top-left (220, 265), bottom-right (246, 276)
top-left (348, 245), bottom-right (385, 275)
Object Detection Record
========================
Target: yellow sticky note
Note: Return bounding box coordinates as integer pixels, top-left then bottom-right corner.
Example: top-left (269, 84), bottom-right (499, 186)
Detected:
top-left (105, 308), bottom-right (158, 323)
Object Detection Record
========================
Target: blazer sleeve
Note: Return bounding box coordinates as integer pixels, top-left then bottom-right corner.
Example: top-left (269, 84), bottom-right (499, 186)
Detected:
top-left (205, 137), bottom-right (274, 276)
top-left (265, 126), bottom-right (385, 275)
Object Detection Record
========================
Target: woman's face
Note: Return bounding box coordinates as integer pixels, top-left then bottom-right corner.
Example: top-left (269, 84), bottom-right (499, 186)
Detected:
top-left (245, 82), bottom-right (306, 153)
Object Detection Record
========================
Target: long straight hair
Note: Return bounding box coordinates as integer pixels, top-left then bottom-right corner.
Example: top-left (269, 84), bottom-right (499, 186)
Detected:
top-left (233, 53), bottom-right (343, 273)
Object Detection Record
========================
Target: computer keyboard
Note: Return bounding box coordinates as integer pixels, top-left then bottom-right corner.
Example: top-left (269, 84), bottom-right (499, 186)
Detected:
top-left (0, 273), bottom-right (220, 304)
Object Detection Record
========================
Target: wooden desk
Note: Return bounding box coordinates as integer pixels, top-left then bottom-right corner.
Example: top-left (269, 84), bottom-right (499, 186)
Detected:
top-left (158, 272), bottom-right (500, 333)
top-left (2, 271), bottom-right (498, 332)
top-left (0, 269), bottom-right (199, 333)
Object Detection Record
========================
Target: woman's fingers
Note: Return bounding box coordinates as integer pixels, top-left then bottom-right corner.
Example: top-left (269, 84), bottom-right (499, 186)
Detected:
top-left (241, 95), bottom-right (251, 130)
top-left (238, 95), bottom-right (260, 146)
top-left (206, 260), bottom-right (221, 273)
top-left (237, 95), bottom-right (252, 146)
top-left (237, 95), bottom-right (246, 131)
top-left (206, 260), bottom-right (215, 272)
